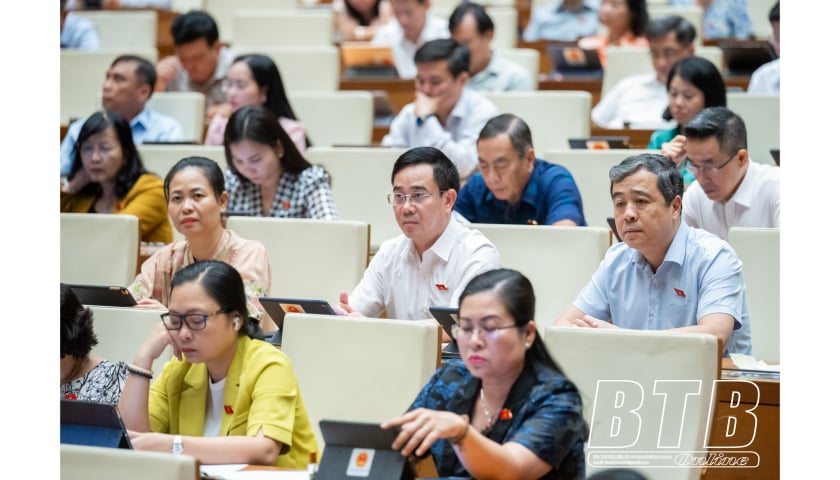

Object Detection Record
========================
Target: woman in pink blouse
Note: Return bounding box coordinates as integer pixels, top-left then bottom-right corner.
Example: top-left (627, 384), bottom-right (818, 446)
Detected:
top-left (578, 0), bottom-right (650, 67)
top-left (204, 54), bottom-right (309, 154)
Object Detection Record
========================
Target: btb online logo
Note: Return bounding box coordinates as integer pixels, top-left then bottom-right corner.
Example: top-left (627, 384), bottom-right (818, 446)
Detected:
top-left (586, 379), bottom-right (761, 469)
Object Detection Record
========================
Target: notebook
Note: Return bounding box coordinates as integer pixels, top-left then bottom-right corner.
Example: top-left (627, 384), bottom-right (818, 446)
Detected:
top-left (67, 284), bottom-right (137, 307)
top-left (341, 42), bottom-right (400, 79)
top-left (430, 306), bottom-right (460, 359)
top-left (318, 419), bottom-right (415, 480)
top-left (259, 297), bottom-right (335, 345)
top-left (60, 399), bottom-right (133, 449)
top-left (568, 136), bottom-right (631, 150)
top-left (547, 42), bottom-right (603, 77)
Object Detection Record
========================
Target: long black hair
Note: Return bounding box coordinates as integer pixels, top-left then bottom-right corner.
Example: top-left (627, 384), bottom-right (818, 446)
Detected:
top-left (69, 110), bottom-right (147, 199)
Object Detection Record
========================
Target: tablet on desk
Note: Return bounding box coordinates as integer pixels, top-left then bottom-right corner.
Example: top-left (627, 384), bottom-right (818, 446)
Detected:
top-left (67, 284), bottom-right (137, 307)
top-left (546, 42), bottom-right (603, 77)
top-left (430, 306), bottom-right (460, 358)
top-left (259, 297), bottom-right (335, 344)
top-left (341, 42), bottom-right (400, 79)
top-left (568, 136), bottom-right (630, 150)
top-left (61, 399), bottom-right (133, 449)
top-left (319, 419), bottom-right (415, 480)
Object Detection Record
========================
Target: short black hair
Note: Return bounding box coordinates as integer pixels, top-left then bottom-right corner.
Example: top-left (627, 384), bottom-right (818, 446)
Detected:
top-left (414, 38), bottom-right (470, 78)
top-left (683, 106), bottom-right (748, 157)
top-left (448, 2), bottom-right (494, 35)
top-left (61, 284), bottom-right (98, 359)
top-left (478, 114), bottom-right (533, 158)
top-left (111, 54), bottom-right (157, 97)
top-left (171, 10), bottom-right (219, 46)
top-left (391, 146), bottom-right (460, 194)
top-left (645, 14), bottom-right (696, 45)
top-left (609, 153), bottom-right (683, 210)
top-left (769, 2), bottom-right (780, 22)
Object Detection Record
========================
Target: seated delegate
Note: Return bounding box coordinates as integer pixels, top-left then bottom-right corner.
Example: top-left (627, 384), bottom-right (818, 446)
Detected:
top-left (118, 260), bottom-right (318, 467)
top-left (382, 268), bottom-right (587, 479)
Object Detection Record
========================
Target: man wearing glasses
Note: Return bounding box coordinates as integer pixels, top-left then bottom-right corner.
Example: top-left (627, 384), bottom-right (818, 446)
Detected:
top-left (553, 153), bottom-right (751, 356)
top-left (338, 146), bottom-right (500, 323)
top-left (681, 106), bottom-right (780, 241)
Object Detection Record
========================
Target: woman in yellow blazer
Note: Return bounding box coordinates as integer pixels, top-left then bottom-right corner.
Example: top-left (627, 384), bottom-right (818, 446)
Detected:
top-left (60, 110), bottom-right (172, 243)
top-left (119, 259), bottom-right (318, 468)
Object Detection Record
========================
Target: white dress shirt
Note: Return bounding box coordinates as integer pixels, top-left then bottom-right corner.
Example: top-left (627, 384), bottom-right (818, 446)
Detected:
top-left (467, 52), bottom-right (534, 92)
top-left (682, 160), bottom-right (780, 241)
top-left (371, 13), bottom-right (450, 79)
top-left (747, 59), bottom-right (780, 94)
top-left (349, 216), bottom-right (501, 320)
top-left (382, 89), bottom-right (500, 178)
top-left (591, 72), bottom-right (676, 129)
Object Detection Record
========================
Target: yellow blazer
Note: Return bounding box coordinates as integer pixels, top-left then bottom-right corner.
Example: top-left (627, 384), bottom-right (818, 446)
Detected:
top-left (149, 335), bottom-right (318, 468)
top-left (60, 173), bottom-right (172, 243)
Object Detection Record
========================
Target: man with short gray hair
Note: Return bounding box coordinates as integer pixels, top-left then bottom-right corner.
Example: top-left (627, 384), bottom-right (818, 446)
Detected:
top-left (554, 153), bottom-right (751, 356)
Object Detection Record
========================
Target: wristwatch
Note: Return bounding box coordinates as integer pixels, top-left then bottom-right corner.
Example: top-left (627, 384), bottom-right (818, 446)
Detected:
top-left (172, 435), bottom-right (184, 455)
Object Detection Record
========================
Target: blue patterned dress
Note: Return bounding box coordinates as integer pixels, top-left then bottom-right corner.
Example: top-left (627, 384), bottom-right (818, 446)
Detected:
top-left (408, 358), bottom-right (588, 479)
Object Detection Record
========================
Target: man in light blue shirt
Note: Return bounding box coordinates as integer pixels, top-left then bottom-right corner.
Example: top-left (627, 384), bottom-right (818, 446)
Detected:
top-left (449, 2), bottom-right (533, 92)
top-left (554, 153), bottom-right (751, 356)
top-left (60, 55), bottom-right (184, 176)
top-left (522, 0), bottom-right (599, 42)
top-left (60, 10), bottom-right (100, 50)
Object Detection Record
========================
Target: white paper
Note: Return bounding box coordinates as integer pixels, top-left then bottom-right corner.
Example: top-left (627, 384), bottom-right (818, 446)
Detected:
top-left (729, 354), bottom-right (781, 372)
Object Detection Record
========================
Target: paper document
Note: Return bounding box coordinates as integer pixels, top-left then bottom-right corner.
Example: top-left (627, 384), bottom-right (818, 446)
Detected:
top-left (729, 354), bottom-right (781, 372)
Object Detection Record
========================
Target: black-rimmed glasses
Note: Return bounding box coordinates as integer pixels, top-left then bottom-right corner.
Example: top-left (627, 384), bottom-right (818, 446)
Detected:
top-left (160, 309), bottom-right (229, 331)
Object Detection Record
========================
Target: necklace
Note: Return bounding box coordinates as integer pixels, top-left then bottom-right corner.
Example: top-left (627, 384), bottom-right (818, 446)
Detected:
top-left (479, 388), bottom-right (500, 433)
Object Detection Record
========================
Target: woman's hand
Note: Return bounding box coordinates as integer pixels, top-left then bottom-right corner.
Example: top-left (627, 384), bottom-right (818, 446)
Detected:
top-left (62, 169), bottom-right (91, 194)
top-left (661, 134), bottom-right (688, 168)
top-left (127, 431), bottom-right (172, 453)
top-left (381, 408), bottom-right (468, 457)
top-left (136, 322), bottom-right (182, 366)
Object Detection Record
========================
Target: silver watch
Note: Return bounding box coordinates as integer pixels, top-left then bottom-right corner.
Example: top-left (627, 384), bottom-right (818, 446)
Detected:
top-left (172, 434), bottom-right (184, 455)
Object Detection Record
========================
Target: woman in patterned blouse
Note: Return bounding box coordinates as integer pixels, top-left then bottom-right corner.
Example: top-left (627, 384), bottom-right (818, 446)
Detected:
top-left (382, 268), bottom-right (588, 480)
top-left (60, 283), bottom-right (128, 405)
top-left (222, 105), bottom-right (338, 219)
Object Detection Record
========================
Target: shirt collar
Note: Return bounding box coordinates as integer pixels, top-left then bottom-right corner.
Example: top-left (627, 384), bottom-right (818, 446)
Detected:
top-left (728, 159), bottom-right (757, 208)
top-left (130, 106), bottom-right (152, 130)
top-left (427, 216), bottom-right (460, 262)
top-left (481, 163), bottom-right (540, 208)
top-left (633, 220), bottom-right (688, 270)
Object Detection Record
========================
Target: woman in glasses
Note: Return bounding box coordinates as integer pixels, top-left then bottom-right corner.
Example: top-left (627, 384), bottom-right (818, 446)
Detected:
top-left (128, 156), bottom-right (273, 332)
top-left (60, 110), bottom-right (172, 243)
top-left (382, 268), bottom-right (587, 479)
top-left (119, 260), bottom-right (318, 467)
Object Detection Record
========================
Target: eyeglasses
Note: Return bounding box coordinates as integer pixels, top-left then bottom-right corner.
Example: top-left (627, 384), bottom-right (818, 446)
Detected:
top-left (685, 153), bottom-right (737, 176)
top-left (451, 323), bottom-right (520, 341)
top-left (80, 144), bottom-right (116, 157)
top-left (160, 309), bottom-right (229, 331)
top-left (386, 191), bottom-right (444, 207)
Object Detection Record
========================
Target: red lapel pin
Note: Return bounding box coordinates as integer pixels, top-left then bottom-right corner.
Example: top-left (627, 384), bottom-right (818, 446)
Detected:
top-left (435, 283), bottom-right (448, 291)
top-left (674, 288), bottom-right (686, 298)
top-left (499, 408), bottom-right (512, 420)
top-left (224, 405), bottom-right (234, 415)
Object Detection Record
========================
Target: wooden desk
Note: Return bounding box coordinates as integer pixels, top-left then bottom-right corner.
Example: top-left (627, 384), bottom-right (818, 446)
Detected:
top-left (702, 360), bottom-right (780, 480)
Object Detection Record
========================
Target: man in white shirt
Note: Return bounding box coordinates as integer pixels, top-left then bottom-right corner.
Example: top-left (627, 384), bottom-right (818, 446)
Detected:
top-left (591, 15), bottom-right (696, 129)
top-left (521, 0), bottom-right (599, 42)
top-left (448, 2), bottom-right (533, 92)
top-left (748, 1), bottom-right (780, 95)
top-left (382, 39), bottom-right (500, 179)
top-left (682, 107), bottom-right (780, 241)
top-left (371, 0), bottom-right (450, 79)
top-left (60, 54), bottom-right (185, 176)
top-left (338, 146), bottom-right (501, 322)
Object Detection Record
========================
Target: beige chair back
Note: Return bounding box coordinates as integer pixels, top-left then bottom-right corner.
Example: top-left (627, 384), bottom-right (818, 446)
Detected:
top-left (726, 93), bottom-right (780, 165)
top-left (234, 46), bottom-right (340, 93)
top-left (72, 10), bottom-right (158, 50)
top-left (543, 326), bottom-right (720, 480)
top-left (483, 91), bottom-right (591, 156)
top-left (486, 6), bottom-right (518, 49)
top-left (232, 9), bottom-right (334, 48)
top-left (727, 227), bottom-right (779, 361)
top-left (288, 91), bottom-right (374, 146)
top-left (204, 0), bottom-right (298, 45)
top-left (601, 47), bottom-right (723, 99)
top-left (137, 144), bottom-right (225, 179)
top-left (543, 149), bottom-right (657, 233)
top-left (306, 146), bottom-right (406, 253)
top-left (61, 213), bottom-right (139, 286)
top-left (281, 313), bottom-right (440, 451)
top-left (87, 306), bottom-right (172, 379)
top-left (146, 92), bottom-right (206, 144)
top-left (61, 444), bottom-right (198, 480)
top-left (225, 217), bottom-right (369, 302)
top-left (469, 224), bottom-right (610, 333)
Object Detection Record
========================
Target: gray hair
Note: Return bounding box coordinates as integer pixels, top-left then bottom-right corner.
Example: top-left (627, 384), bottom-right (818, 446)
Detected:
top-left (477, 114), bottom-right (533, 158)
top-left (609, 153), bottom-right (683, 209)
